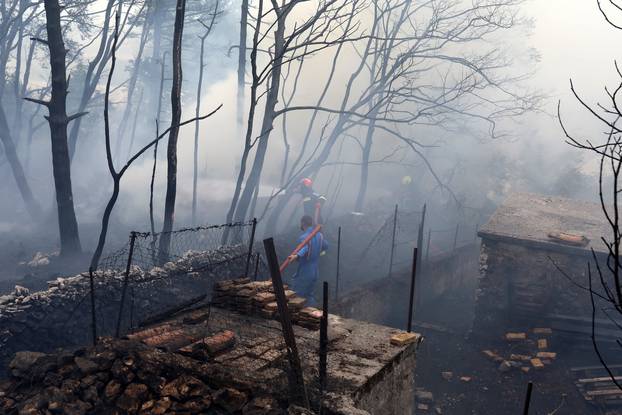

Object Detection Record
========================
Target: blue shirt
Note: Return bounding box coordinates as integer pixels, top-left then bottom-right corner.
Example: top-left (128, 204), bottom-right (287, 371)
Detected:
top-left (295, 227), bottom-right (328, 280)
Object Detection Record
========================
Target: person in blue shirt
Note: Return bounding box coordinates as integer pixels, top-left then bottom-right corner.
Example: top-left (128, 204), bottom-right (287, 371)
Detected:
top-left (287, 215), bottom-right (328, 306)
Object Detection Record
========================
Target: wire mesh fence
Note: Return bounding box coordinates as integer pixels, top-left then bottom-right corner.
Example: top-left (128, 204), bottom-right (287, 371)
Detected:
top-left (86, 220), bottom-right (259, 341)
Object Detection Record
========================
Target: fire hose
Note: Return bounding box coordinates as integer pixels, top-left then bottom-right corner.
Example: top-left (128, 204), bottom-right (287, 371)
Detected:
top-left (279, 224), bottom-right (322, 273)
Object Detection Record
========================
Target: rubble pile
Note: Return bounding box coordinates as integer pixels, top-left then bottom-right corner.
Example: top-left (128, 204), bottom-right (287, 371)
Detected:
top-left (0, 337), bottom-right (287, 415)
top-left (212, 278), bottom-right (323, 330)
top-left (481, 328), bottom-right (556, 373)
top-left (0, 246), bottom-right (248, 377)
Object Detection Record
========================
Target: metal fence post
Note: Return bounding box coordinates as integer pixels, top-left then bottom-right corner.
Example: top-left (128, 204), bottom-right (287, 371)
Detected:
top-left (319, 281), bottom-right (329, 413)
top-left (88, 268), bottom-right (97, 346)
top-left (335, 226), bottom-right (341, 301)
top-left (263, 237), bottom-right (309, 409)
top-left (116, 231), bottom-right (137, 338)
top-left (253, 253), bottom-right (260, 281)
top-left (522, 382), bottom-right (533, 414)
top-left (245, 218), bottom-right (257, 278)
top-left (425, 228), bottom-right (431, 263)
top-left (407, 248), bottom-right (418, 333)
top-left (388, 204), bottom-right (398, 278)
top-left (415, 204), bottom-right (426, 310)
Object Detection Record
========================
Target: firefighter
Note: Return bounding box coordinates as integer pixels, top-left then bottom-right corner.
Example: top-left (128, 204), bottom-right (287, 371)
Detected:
top-left (297, 178), bottom-right (327, 225)
top-left (287, 215), bottom-right (328, 306)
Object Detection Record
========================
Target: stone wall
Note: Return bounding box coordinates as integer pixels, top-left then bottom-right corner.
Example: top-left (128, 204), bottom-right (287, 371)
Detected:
top-left (474, 239), bottom-right (594, 334)
top-left (0, 246), bottom-right (249, 377)
top-left (352, 344), bottom-right (416, 415)
top-left (335, 243), bottom-right (480, 329)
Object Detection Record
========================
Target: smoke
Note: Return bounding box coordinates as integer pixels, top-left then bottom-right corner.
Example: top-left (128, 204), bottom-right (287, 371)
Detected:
top-left (0, 0), bottom-right (616, 260)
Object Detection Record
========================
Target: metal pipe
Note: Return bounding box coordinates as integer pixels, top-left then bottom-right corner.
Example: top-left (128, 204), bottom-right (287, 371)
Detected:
top-left (263, 237), bottom-right (309, 408)
top-left (388, 204), bottom-right (398, 277)
top-left (522, 382), bottom-right (533, 415)
top-left (335, 226), bottom-right (341, 301)
top-left (89, 268), bottom-right (97, 346)
top-left (116, 231), bottom-right (137, 338)
top-left (244, 218), bottom-right (257, 278)
top-left (319, 281), bottom-right (329, 413)
top-left (407, 248), bottom-right (418, 332)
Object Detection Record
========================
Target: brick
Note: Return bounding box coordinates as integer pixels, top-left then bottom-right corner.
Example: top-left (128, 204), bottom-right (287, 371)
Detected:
top-left (390, 332), bottom-right (419, 346)
top-left (459, 376), bottom-right (472, 383)
top-left (521, 367), bottom-right (530, 373)
top-left (533, 328), bottom-right (552, 335)
top-left (205, 331), bottom-right (236, 354)
top-left (300, 307), bottom-right (323, 319)
top-left (264, 302), bottom-right (278, 312)
top-left (253, 292), bottom-right (275, 304)
top-left (537, 339), bottom-right (548, 350)
top-left (536, 351), bottom-right (556, 359)
top-left (482, 350), bottom-right (503, 362)
top-left (530, 358), bottom-right (544, 369)
top-left (284, 290), bottom-right (296, 299)
top-left (505, 332), bottom-right (527, 341)
top-left (288, 297), bottom-right (306, 309)
top-left (510, 354), bottom-right (531, 362)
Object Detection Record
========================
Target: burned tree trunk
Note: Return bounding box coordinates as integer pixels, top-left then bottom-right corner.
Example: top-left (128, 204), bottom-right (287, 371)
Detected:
top-left (354, 116), bottom-right (376, 212)
top-left (159, 0), bottom-right (186, 262)
top-left (233, 9), bottom-right (287, 224)
top-left (67, 0), bottom-right (115, 160)
top-left (192, 4), bottom-right (219, 224)
top-left (36, 0), bottom-right (83, 256)
top-left (0, 105), bottom-right (42, 219)
top-left (236, 0), bottom-right (248, 130)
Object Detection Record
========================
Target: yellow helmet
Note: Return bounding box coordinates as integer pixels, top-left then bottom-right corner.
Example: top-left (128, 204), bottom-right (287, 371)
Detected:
top-left (401, 175), bottom-right (413, 185)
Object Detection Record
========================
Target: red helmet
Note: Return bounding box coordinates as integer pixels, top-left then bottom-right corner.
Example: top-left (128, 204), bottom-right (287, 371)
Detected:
top-left (300, 178), bottom-right (313, 188)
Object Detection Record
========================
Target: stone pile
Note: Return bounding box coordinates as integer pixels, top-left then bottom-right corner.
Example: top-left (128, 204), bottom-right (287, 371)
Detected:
top-left (0, 337), bottom-right (288, 415)
top-left (0, 246), bottom-right (248, 377)
top-left (212, 278), bottom-right (323, 330)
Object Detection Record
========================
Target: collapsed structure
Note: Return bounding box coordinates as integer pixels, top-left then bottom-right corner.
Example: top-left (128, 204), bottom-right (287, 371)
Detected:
top-left (474, 193), bottom-right (609, 335)
top-left (0, 277), bottom-right (421, 414)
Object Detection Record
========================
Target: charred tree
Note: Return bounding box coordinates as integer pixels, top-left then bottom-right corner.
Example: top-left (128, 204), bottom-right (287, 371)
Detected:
top-left (237, 0), bottom-right (248, 129)
top-left (28, 0), bottom-right (85, 257)
top-left (159, 0), bottom-right (187, 262)
top-left (91, 10), bottom-right (221, 271)
top-left (0, 106), bottom-right (42, 219)
top-left (192, 2), bottom-right (219, 225)
top-left (150, 53), bottom-right (168, 237)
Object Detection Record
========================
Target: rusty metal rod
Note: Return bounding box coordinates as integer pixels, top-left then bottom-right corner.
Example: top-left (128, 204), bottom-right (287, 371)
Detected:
top-left (264, 237), bottom-right (309, 408)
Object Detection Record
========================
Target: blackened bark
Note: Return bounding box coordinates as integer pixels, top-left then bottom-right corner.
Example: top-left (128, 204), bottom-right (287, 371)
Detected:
top-left (43, 0), bottom-right (82, 256)
top-left (159, 0), bottom-right (186, 262)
